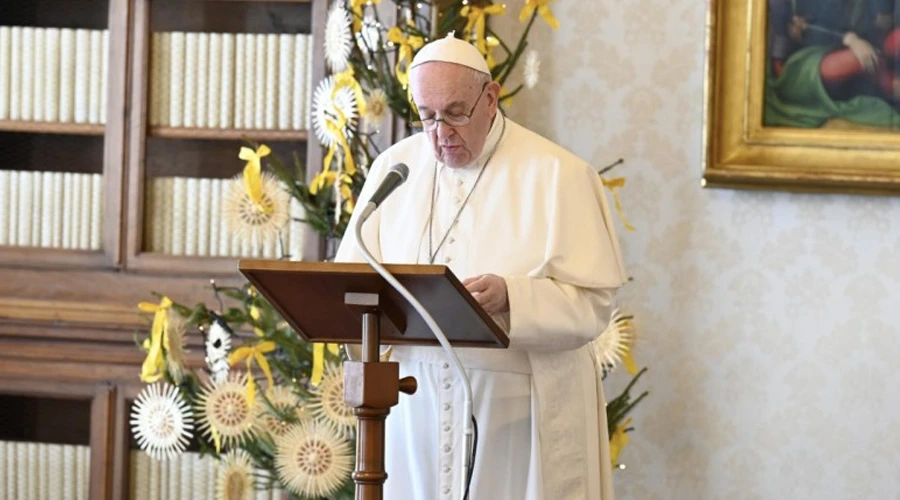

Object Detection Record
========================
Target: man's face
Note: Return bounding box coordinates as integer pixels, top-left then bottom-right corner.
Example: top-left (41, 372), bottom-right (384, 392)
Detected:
top-left (410, 62), bottom-right (499, 168)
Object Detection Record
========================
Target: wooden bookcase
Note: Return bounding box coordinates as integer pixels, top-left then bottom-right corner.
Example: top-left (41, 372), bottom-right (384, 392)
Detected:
top-left (0, 0), bottom-right (327, 497)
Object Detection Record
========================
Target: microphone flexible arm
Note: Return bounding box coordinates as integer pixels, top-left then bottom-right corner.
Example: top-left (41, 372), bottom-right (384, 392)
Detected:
top-left (354, 206), bottom-right (475, 500)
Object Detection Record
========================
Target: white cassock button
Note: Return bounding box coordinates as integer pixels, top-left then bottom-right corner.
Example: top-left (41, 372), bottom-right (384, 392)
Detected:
top-left (443, 487), bottom-right (451, 495)
top-left (443, 445), bottom-right (451, 453)
top-left (443, 403), bottom-right (451, 411)
top-left (444, 256), bottom-right (451, 263)
top-left (448, 237), bottom-right (455, 244)
top-left (442, 362), bottom-right (450, 369)
top-left (442, 382), bottom-right (451, 390)
top-left (443, 466), bottom-right (451, 473)
top-left (443, 424), bottom-right (451, 432)
top-left (457, 179), bottom-right (463, 187)
top-left (454, 196), bottom-right (462, 204)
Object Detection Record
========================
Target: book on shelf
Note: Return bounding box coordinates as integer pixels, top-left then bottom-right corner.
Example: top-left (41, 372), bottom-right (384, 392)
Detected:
top-left (20, 27), bottom-right (34, 121)
top-left (265, 33), bottom-right (278, 130)
top-left (45, 28), bottom-right (61, 122)
top-left (183, 32), bottom-right (198, 129)
top-left (0, 26), bottom-right (108, 125)
top-left (195, 33), bottom-right (209, 130)
top-left (147, 31), bottom-right (313, 132)
top-left (59, 28), bottom-right (76, 123)
top-left (0, 170), bottom-right (102, 251)
top-left (33, 28), bottom-right (45, 121)
top-left (30, 170), bottom-right (43, 247)
top-left (0, 441), bottom-right (90, 500)
top-left (0, 28), bottom-right (10, 120)
top-left (168, 31), bottom-right (186, 128)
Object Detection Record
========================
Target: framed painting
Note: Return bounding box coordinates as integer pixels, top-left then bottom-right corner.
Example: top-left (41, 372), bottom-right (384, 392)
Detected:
top-left (703, 0), bottom-right (900, 194)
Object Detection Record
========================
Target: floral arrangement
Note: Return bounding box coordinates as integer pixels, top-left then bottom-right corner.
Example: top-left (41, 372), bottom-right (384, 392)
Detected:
top-left (293, 0), bottom-right (557, 241)
top-left (129, 1), bottom-right (647, 498)
top-left (132, 281), bottom-right (355, 499)
top-left (593, 309), bottom-right (648, 468)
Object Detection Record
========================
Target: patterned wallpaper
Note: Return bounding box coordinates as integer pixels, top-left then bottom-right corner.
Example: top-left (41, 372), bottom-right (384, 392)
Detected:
top-left (495, 1), bottom-right (900, 499)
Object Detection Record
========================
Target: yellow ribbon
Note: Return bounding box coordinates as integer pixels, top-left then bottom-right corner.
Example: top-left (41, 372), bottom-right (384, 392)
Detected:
top-left (228, 340), bottom-right (277, 405)
top-left (519, 0), bottom-right (560, 29)
top-left (618, 315), bottom-right (638, 375)
top-left (239, 145), bottom-right (273, 214)
top-left (311, 171), bottom-right (353, 197)
top-left (601, 177), bottom-right (635, 232)
top-left (335, 67), bottom-right (368, 119)
top-left (349, 0), bottom-right (381, 33)
top-left (310, 343), bottom-right (342, 386)
top-left (138, 296), bottom-right (172, 383)
top-left (387, 27), bottom-right (424, 88)
top-left (461, 4), bottom-right (506, 55)
top-left (484, 36), bottom-right (500, 70)
top-left (210, 426), bottom-right (222, 453)
top-left (609, 418), bottom-right (632, 464)
top-left (323, 118), bottom-right (357, 177)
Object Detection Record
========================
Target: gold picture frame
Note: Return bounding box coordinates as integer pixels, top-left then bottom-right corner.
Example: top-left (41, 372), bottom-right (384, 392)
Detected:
top-left (703, 0), bottom-right (900, 194)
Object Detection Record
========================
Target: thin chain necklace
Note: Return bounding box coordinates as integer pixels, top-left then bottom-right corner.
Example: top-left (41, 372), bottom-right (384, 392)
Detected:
top-left (427, 114), bottom-right (507, 264)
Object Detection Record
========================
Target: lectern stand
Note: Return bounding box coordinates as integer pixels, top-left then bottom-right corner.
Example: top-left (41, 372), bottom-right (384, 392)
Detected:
top-left (238, 260), bottom-right (509, 500)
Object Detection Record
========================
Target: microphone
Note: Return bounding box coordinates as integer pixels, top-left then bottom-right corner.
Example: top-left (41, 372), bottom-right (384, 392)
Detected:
top-left (359, 163), bottom-right (409, 221)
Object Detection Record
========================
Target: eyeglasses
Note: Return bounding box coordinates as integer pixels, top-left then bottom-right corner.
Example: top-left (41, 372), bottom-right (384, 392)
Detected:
top-left (412, 83), bottom-right (488, 131)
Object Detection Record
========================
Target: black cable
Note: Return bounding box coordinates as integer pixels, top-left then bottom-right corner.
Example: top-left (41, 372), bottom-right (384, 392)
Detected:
top-left (462, 415), bottom-right (479, 500)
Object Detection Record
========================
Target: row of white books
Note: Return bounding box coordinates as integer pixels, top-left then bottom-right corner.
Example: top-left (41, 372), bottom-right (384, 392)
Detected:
top-left (0, 27), bottom-right (109, 124)
top-left (149, 32), bottom-right (313, 131)
top-left (0, 441), bottom-right (90, 500)
top-left (146, 176), bottom-right (306, 260)
top-left (0, 170), bottom-right (103, 250)
top-left (131, 450), bottom-right (284, 500)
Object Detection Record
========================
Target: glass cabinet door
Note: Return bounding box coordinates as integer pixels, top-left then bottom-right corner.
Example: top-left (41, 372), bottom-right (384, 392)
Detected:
top-left (0, 0), bottom-right (124, 269)
top-left (126, 0), bottom-right (316, 276)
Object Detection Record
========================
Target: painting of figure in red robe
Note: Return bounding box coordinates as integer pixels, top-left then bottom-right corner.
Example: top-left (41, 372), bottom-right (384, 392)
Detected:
top-left (765, 0), bottom-right (900, 129)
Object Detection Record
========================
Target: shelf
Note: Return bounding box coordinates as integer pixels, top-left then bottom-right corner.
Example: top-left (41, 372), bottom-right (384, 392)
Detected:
top-left (148, 126), bottom-right (308, 141)
top-left (0, 247), bottom-right (110, 270)
top-left (198, 0), bottom-right (312, 3)
top-left (126, 251), bottom-right (249, 277)
top-left (0, 120), bottom-right (105, 136)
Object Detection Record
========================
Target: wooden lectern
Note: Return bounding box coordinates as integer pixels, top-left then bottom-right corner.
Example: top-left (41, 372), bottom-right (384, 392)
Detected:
top-left (238, 260), bottom-right (509, 500)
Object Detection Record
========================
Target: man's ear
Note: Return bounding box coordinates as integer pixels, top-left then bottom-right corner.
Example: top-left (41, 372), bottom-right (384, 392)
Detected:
top-left (486, 80), bottom-right (502, 111)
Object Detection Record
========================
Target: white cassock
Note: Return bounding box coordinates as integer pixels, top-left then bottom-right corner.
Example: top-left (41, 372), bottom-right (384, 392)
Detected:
top-left (336, 113), bottom-right (628, 500)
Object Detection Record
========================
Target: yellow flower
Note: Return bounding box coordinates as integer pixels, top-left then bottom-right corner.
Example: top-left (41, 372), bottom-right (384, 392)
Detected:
top-left (609, 418), bottom-right (631, 465)
top-left (196, 373), bottom-right (257, 451)
top-left (165, 313), bottom-right (187, 384)
top-left (256, 385), bottom-right (309, 439)
top-left (275, 420), bottom-right (353, 498)
top-left (592, 309), bottom-right (637, 373)
top-left (519, 0), bottom-right (560, 29)
top-left (223, 171), bottom-right (290, 249)
top-left (308, 363), bottom-right (356, 438)
top-left (216, 449), bottom-right (255, 500)
top-left (364, 88), bottom-right (389, 123)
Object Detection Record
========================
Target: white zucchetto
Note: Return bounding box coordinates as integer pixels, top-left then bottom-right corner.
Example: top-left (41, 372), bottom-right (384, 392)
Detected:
top-left (409, 32), bottom-right (490, 75)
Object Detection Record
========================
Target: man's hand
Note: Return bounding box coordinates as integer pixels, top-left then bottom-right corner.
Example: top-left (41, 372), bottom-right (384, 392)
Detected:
top-left (788, 16), bottom-right (807, 42)
top-left (463, 274), bottom-right (509, 314)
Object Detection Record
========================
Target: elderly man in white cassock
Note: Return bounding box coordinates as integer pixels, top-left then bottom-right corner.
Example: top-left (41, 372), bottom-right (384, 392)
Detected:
top-left (336, 34), bottom-right (628, 500)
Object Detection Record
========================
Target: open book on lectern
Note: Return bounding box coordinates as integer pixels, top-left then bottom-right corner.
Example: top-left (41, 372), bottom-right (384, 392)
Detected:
top-left (237, 260), bottom-right (510, 349)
